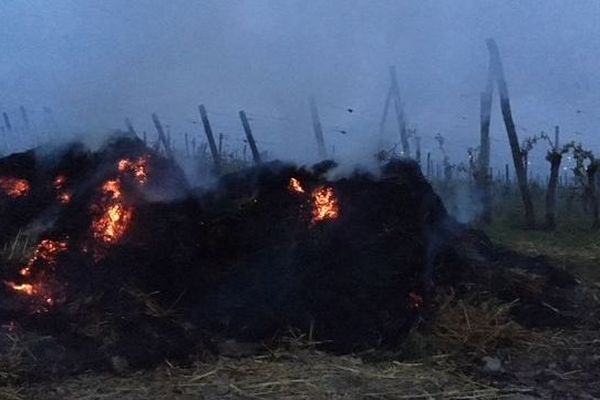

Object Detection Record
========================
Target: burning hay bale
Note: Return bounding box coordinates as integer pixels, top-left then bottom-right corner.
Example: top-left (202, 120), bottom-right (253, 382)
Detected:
top-left (0, 135), bottom-right (591, 377)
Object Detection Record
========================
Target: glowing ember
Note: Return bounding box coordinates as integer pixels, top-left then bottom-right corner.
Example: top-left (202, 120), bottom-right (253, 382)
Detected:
top-left (93, 203), bottom-right (133, 244)
top-left (54, 175), bottom-right (66, 188)
top-left (311, 186), bottom-right (340, 223)
top-left (54, 175), bottom-right (72, 204)
top-left (408, 292), bottom-right (423, 310)
top-left (0, 177), bottom-right (30, 198)
top-left (90, 157), bottom-right (149, 246)
top-left (4, 281), bottom-right (56, 311)
top-left (6, 283), bottom-right (34, 295)
top-left (58, 192), bottom-right (72, 204)
top-left (102, 180), bottom-right (123, 199)
top-left (118, 156), bottom-right (149, 184)
top-left (92, 179), bottom-right (133, 244)
top-left (288, 177), bottom-right (305, 193)
top-left (3, 239), bottom-right (68, 312)
top-left (22, 239), bottom-right (68, 272)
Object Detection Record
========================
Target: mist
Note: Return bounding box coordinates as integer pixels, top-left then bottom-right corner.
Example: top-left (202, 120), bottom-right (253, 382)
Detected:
top-left (2, 0), bottom-right (600, 176)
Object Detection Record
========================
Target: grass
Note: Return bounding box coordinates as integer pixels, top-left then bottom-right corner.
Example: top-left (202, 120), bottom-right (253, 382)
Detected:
top-left (484, 221), bottom-right (600, 282)
top-left (0, 229), bottom-right (33, 265)
top-left (483, 192), bottom-right (600, 283)
top-left (436, 180), bottom-right (600, 283)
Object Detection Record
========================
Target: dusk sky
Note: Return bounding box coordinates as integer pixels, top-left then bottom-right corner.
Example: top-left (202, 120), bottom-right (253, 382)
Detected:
top-left (1, 0), bottom-right (599, 175)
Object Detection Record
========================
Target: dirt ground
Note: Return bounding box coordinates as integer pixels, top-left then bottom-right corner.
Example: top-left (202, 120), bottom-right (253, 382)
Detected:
top-left (2, 318), bottom-right (597, 400)
top-left (11, 350), bottom-right (556, 400)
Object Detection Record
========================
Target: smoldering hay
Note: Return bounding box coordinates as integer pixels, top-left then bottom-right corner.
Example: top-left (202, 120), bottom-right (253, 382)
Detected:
top-left (0, 134), bottom-right (584, 372)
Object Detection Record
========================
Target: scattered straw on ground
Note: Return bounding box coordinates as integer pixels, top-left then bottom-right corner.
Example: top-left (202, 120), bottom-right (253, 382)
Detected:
top-left (433, 292), bottom-right (549, 355)
top-left (21, 350), bottom-right (532, 400)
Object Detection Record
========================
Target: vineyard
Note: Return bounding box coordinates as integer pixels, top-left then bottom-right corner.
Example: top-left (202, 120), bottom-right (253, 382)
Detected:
top-left (0, 15), bottom-right (599, 399)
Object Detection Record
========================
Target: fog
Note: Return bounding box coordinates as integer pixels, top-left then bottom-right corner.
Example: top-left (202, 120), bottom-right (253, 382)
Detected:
top-left (1, 0), bottom-right (600, 175)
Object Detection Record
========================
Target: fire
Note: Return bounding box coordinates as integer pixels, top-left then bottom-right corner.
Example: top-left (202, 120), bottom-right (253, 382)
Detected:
top-left (118, 156), bottom-right (149, 184)
top-left (92, 179), bottom-right (133, 244)
top-left (102, 180), bottom-right (123, 199)
top-left (4, 281), bottom-right (56, 311)
top-left (288, 177), bottom-right (305, 193)
top-left (3, 239), bottom-right (68, 312)
top-left (58, 192), bottom-right (72, 204)
top-left (311, 186), bottom-right (340, 223)
top-left (90, 157), bottom-right (149, 247)
top-left (24, 239), bottom-right (68, 270)
top-left (54, 175), bottom-right (72, 204)
top-left (6, 283), bottom-right (34, 295)
top-left (288, 178), bottom-right (340, 224)
top-left (0, 177), bottom-right (30, 198)
top-left (54, 175), bottom-right (66, 188)
top-left (94, 203), bottom-right (133, 244)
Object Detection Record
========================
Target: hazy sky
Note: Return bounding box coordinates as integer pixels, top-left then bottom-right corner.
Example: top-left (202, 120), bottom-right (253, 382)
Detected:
top-left (1, 0), bottom-right (600, 174)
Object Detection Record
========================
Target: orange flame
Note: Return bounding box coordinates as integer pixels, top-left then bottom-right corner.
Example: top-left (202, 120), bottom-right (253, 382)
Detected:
top-left (288, 177), bottom-right (305, 193)
top-left (118, 156), bottom-right (149, 184)
top-left (101, 180), bottom-right (123, 199)
top-left (92, 179), bottom-right (133, 244)
top-left (4, 239), bottom-right (68, 312)
top-left (6, 283), bottom-right (34, 295)
top-left (0, 177), bottom-right (30, 198)
top-left (24, 239), bottom-right (68, 270)
top-left (90, 156), bottom-right (149, 247)
top-left (4, 281), bottom-right (56, 311)
top-left (311, 186), bottom-right (340, 223)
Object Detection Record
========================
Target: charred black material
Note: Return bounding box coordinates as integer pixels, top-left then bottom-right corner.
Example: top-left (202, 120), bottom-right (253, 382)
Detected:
top-left (0, 137), bottom-right (584, 374)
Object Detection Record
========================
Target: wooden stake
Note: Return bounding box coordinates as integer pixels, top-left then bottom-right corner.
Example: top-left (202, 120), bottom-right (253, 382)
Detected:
top-left (198, 104), bottom-right (221, 172)
top-left (309, 96), bottom-right (327, 159)
top-left (478, 84), bottom-right (493, 223)
top-left (414, 132), bottom-right (421, 166)
top-left (2, 112), bottom-right (12, 133)
top-left (378, 86), bottom-right (393, 145)
top-left (185, 132), bottom-right (189, 157)
top-left (389, 66), bottom-right (410, 156)
top-left (19, 106), bottom-right (29, 129)
top-left (239, 110), bottom-right (261, 165)
top-left (545, 125), bottom-right (562, 229)
top-left (426, 152), bottom-right (431, 177)
top-left (151, 113), bottom-right (173, 159)
top-left (487, 38), bottom-right (535, 227)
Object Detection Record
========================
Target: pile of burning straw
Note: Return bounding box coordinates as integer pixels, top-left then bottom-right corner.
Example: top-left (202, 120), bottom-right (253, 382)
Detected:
top-left (0, 135), bottom-right (588, 375)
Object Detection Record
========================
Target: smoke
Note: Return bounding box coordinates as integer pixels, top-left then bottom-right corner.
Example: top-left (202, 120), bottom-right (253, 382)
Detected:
top-left (1, 1), bottom-right (600, 178)
top-left (451, 184), bottom-right (483, 224)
